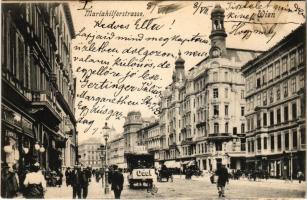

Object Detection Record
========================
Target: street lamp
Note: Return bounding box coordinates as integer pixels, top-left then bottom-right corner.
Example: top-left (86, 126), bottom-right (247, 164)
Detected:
top-left (97, 145), bottom-right (105, 190)
top-left (102, 122), bottom-right (110, 194)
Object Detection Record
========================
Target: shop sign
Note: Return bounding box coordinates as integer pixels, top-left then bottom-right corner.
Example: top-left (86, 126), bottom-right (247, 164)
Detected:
top-left (22, 118), bottom-right (33, 132)
top-left (2, 106), bottom-right (22, 127)
top-left (132, 169), bottom-right (155, 179)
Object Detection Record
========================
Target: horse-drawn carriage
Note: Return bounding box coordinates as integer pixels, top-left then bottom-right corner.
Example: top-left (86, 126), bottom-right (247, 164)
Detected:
top-left (157, 165), bottom-right (172, 182)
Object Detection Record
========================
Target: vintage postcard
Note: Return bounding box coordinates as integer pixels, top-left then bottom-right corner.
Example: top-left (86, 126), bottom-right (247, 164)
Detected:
top-left (1, 0), bottom-right (306, 199)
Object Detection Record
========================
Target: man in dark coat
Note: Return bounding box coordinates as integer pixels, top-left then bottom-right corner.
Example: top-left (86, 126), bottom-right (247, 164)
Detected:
top-left (81, 168), bottom-right (90, 199)
top-left (71, 165), bottom-right (83, 199)
top-left (216, 163), bottom-right (229, 197)
top-left (65, 167), bottom-right (72, 186)
top-left (108, 165), bottom-right (124, 199)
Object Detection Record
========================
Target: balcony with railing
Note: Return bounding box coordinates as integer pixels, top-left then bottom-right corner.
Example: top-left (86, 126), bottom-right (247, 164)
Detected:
top-left (31, 91), bottom-right (61, 125)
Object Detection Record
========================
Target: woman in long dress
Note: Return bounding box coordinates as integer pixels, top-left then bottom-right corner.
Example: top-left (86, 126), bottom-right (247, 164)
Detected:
top-left (23, 163), bottom-right (47, 199)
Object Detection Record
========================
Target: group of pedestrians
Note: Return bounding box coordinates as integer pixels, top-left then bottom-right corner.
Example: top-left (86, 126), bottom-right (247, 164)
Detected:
top-left (64, 164), bottom-right (124, 199)
top-left (1, 162), bottom-right (47, 198)
top-left (65, 165), bottom-right (91, 199)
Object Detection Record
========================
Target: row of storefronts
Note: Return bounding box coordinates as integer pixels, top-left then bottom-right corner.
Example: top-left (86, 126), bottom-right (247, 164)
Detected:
top-left (1, 3), bottom-right (78, 171)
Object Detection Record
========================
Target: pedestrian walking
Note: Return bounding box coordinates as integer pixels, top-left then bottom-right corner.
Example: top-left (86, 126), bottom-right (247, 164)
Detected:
top-left (216, 162), bottom-right (229, 198)
top-left (65, 167), bottom-right (72, 186)
top-left (71, 165), bottom-right (83, 199)
top-left (1, 163), bottom-right (19, 198)
top-left (23, 162), bottom-right (46, 199)
top-left (108, 165), bottom-right (124, 199)
top-left (56, 169), bottom-right (63, 187)
top-left (81, 167), bottom-right (90, 199)
top-left (297, 170), bottom-right (304, 183)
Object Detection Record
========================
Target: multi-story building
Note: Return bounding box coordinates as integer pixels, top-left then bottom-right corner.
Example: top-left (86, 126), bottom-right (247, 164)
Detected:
top-left (123, 111), bottom-right (143, 154)
top-left (136, 121), bottom-right (161, 167)
top-left (108, 134), bottom-right (125, 169)
top-left (79, 138), bottom-right (102, 168)
top-left (1, 3), bottom-right (77, 170)
top-left (159, 4), bottom-right (262, 171)
top-left (242, 24), bottom-right (305, 178)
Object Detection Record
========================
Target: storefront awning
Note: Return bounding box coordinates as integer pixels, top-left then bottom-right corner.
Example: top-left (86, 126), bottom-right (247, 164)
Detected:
top-left (164, 160), bottom-right (180, 168)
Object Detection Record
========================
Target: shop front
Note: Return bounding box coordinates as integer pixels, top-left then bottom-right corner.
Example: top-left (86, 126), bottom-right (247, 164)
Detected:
top-left (1, 105), bottom-right (35, 169)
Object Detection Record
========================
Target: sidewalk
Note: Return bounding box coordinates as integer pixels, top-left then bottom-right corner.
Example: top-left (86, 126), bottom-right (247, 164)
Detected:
top-left (173, 174), bottom-right (306, 190)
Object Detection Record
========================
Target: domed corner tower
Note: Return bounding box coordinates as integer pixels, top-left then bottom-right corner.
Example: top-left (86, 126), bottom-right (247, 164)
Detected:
top-left (209, 4), bottom-right (227, 58)
top-left (123, 111), bottom-right (143, 153)
top-left (172, 51), bottom-right (186, 83)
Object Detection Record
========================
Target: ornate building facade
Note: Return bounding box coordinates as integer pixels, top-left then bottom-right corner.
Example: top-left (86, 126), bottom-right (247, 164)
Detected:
top-left (158, 4), bottom-right (262, 171)
top-left (1, 3), bottom-right (77, 170)
top-left (242, 24), bottom-right (305, 178)
top-left (107, 134), bottom-right (125, 169)
top-left (78, 138), bottom-right (102, 168)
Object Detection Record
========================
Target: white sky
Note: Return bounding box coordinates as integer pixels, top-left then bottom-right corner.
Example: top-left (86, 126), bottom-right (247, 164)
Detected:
top-left (69, 1), bottom-right (305, 142)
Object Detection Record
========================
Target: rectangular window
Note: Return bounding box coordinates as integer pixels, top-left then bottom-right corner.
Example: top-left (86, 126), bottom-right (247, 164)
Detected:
top-left (214, 105), bottom-right (219, 116)
top-left (284, 105), bottom-right (289, 122)
top-left (213, 72), bottom-right (218, 82)
top-left (289, 51), bottom-right (296, 69)
top-left (276, 85), bottom-right (281, 100)
top-left (268, 65), bottom-right (273, 81)
top-left (224, 71), bottom-right (228, 81)
top-left (282, 56), bottom-right (288, 74)
top-left (257, 113), bottom-right (261, 128)
top-left (277, 134), bottom-right (282, 150)
top-left (241, 90), bottom-right (244, 99)
top-left (241, 123), bottom-right (245, 133)
top-left (225, 123), bottom-right (228, 133)
top-left (17, 35), bottom-right (25, 85)
top-left (216, 142), bottom-right (222, 151)
top-left (275, 60), bottom-right (280, 78)
top-left (270, 111), bottom-right (274, 126)
top-left (241, 107), bottom-right (245, 116)
top-left (233, 127), bottom-right (237, 135)
top-left (277, 108), bottom-right (281, 124)
top-left (291, 77), bottom-right (296, 94)
top-left (269, 89), bottom-right (274, 103)
top-left (262, 69), bottom-right (267, 84)
top-left (271, 135), bottom-right (274, 151)
top-left (251, 116), bottom-right (254, 130)
top-left (263, 113), bottom-right (267, 126)
top-left (299, 74), bottom-right (305, 89)
top-left (298, 46), bottom-right (304, 64)
top-left (257, 94), bottom-right (261, 106)
top-left (225, 88), bottom-right (228, 98)
top-left (263, 91), bottom-right (267, 105)
top-left (257, 78), bottom-right (261, 88)
top-left (285, 132), bottom-right (289, 150)
top-left (293, 130), bottom-right (297, 148)
top-left (213, 88), bottom-right (219, 98)
top-left (214, 123), bottom-right (219, 134)
top-left (251, 140), bottom-right (254, 152)
top-left (292, 103), bottom-right (297, 120)
top-left (283, 81), bottom-right (288, 98)
top-left (225, 105), bottom-right (229, 116)
top-left (257, 137), bottom-right (261, 150)
top-left (264, 137), bottom-right (267, 150)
